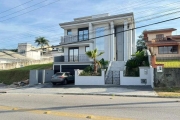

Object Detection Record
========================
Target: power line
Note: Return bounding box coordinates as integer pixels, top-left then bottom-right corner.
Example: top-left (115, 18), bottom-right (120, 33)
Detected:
top-left (2, 7), bottom-right (180, 46)
top-left (0, 0), bottom-right (171, 41)
top-left (1, 15), bottom-right (180, 57)
top-left (0, 0), bottom-right (33, 14)
top-left (0, 0), bottom-right (49, 19)
top-left (0, 0), bottom-right (61, 22)
top-left (1, 1), bottom-right (180, 45)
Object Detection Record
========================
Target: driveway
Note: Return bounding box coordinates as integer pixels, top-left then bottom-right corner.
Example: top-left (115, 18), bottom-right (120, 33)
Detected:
top-left (3, 83), bottom-right (157, 97)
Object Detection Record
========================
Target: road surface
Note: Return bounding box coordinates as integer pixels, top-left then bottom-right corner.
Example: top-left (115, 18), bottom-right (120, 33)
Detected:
top-left (0, 93), bottom-right (179, 120)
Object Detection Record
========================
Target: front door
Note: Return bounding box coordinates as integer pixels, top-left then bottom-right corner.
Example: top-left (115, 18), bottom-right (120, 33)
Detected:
top-left (69, 47), bottom-right (79, 62)
top-left (116, 25), bottom-right (124, 61)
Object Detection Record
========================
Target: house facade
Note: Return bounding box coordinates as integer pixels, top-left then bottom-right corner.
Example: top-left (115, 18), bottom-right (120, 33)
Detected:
top-left (18, 43), bottom-right (41, 60)
top-left (54, 13), bottom-right (135, 74)
top-left (143, 28), bottom-right (180, 60)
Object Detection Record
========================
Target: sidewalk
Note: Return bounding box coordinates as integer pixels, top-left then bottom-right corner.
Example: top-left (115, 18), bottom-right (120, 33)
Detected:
top-left (1, 83), bottom-right (158, 97)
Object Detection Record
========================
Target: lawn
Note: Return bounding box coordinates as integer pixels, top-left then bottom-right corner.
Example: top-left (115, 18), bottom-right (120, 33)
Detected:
top-left (154, 87), bottom-right (180, 97)
top-left (0, 63), bottom-right (53, 85)
top-left (156, 60), bottom-right (180, 68)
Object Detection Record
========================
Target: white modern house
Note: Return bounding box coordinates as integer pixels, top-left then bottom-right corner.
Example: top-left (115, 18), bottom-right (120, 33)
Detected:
top-left (18, 43), bottom-right (41, 60)
top-left (54, 12), bottom-right (136, 84)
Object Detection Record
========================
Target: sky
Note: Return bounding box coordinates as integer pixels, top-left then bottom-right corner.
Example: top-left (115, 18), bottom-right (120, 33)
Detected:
top-left (1, 0), bottom-right (180, 49)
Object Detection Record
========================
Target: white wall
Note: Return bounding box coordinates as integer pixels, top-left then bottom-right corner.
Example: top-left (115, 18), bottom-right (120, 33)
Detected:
top-left (26, 51), bottom-right (41, 60)
top-left (64, 47), bottom-right (69, 55)
top-left (120, 67), bottom-right (154, 87)
top-left (75, 69), bottom-right (105, 85)
top-left (79, 46), bottom-right (85, 54)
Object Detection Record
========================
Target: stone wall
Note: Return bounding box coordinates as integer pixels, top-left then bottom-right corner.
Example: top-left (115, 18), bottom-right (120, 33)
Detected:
top-left (154, 68), bottom-right (180, 87)
top-left (0, 58), bottom-right (53, 70)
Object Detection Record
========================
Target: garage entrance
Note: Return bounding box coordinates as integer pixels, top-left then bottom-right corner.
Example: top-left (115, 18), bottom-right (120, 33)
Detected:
top-left (61, 65), bottom-right (89, 75)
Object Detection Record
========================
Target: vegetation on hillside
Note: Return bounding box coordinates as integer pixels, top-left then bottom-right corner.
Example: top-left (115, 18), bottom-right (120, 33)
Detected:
top-left (0, 63), bottom-right (53, 85)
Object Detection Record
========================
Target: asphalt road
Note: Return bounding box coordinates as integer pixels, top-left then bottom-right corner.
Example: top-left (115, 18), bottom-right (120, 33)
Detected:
top-left (0, 93), bottom-right (179, 120)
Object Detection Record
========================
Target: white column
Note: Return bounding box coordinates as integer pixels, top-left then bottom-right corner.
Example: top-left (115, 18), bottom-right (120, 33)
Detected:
top-left (110, 21), bottom-right (115, 61)
top-left (88, 23), bottom-right (95, 49)
top-left (124, 21), bottom-right (128, 61)
top-left (130, 25), bottom-right (133, 56)
top-left (132, 23), bottom-right (136, 53)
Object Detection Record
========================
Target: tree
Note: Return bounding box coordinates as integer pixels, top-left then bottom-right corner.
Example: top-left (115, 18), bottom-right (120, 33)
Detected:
top-left (136, 31), bottom-right (147, 51)
top-left (99, 58), bottom-right (109, 69)
top-left (86, 48), bottom-right (104, 74)
top-left (35, 37), bottom-right (49, 55)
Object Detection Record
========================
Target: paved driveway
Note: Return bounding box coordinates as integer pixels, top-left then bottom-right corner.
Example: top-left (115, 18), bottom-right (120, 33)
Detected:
top-left (4, 83), bottom-right (157, 97)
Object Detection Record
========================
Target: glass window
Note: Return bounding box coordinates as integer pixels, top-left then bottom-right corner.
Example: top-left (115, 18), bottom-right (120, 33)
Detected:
top-left (85, 46), bottom-right (89, 52)
top-left (158, 47), bottom-right (164, 54)
top-left (69, 48), bottom-right (79, 62)
top-left (156, 34), bottom-right (164, 39)
top-left (67, 30), bottom-right (72, 35)
top-left (158, 46), bottom-right (178, 54)
top-left (78, 28), bottom-right (88, 41)
top-left (96, 27), bottom-right (104, 50)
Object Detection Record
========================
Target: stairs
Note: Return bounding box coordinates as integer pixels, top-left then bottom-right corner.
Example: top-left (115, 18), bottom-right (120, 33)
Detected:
top-left (105, 61), bottom-right (126, 85)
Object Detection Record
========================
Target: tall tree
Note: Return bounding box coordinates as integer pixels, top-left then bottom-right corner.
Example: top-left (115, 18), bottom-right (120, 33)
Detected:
top-left (136, 31), bottom-right (147, 51)
top-left (86, 48), bottom-right (104, 74)
top-left (35, 37), bottom-right (49, 55)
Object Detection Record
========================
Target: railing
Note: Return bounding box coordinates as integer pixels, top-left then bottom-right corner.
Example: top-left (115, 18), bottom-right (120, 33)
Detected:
top-left (60, 35), bottom-right (78, 44)
top-left (54, 54), bottom-right (90, 62)
top-left (60, 34), bottom-right (89, 44)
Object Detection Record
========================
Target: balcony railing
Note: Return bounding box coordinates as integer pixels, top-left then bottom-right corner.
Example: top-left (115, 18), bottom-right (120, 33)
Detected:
top-left (54, 54), bottom-right (90, 62)
top-left (61, 35), bottom-right (78, 44)
top-left (60, 34), bottom-right (89, 44)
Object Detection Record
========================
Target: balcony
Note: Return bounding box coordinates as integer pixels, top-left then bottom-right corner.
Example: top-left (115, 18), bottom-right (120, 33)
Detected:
top-left (54, 54), bottom-right (90, 62)
top-left (61, 35), bottom-right (78, 44)
top-left (60, 33), bottom-right (89, 45)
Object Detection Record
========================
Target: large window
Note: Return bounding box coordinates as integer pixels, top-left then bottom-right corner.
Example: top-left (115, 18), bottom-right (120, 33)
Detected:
top-left (78, 28), bottom-right (88, 41)
top-left (67, 29), bottom-right (72, 35)
top-left (156, 34), bottom-right (164, 39)
top-left (158, 46), bottom-right (178, 54)
top-left (96, 27), bottom-right (104, 50)
top-left (85, 46), bottom-right (89, 52)
top-left (69, 47), bottom-right (79, 62)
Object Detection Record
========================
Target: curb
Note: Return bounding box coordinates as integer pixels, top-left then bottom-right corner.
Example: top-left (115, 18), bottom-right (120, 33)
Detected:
top-left (57, 93), bottom-right (180, 98)
top-left (0, 91), bottom-right (7, 93)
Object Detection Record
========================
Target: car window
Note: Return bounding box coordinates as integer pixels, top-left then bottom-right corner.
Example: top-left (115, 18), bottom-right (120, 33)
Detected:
top-left (65, 73), bottom-right (70, 76)
top-left (55, 73), bottom-right (63, 76)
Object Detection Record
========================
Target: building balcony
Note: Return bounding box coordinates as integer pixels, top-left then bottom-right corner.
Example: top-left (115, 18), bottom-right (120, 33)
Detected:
top-left (60, 34), bottom-right (89, 45)
top-left (54, 54), bottom-right (90, 62)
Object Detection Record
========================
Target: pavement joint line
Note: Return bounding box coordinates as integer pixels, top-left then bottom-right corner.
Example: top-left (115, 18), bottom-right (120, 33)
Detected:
top-left (0, 105), bottom-right (133, 120)
top-left (4, 92), bottom-right (180, 98)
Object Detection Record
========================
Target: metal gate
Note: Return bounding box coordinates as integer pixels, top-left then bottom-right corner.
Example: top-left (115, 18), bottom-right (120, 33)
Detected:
top-left (105, 70), bottom-right (120, 85)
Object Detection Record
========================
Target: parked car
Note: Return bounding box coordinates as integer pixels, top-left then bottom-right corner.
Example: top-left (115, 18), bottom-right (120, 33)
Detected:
top-left (51, 72), bottom-right (74, 85)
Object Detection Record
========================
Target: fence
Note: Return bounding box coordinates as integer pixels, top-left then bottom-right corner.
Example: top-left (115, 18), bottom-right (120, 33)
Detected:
top-left (154, 68), bottom-right (180, 87)
top-left (0, 58), bottom-right (53, 70)
top-left (29, 70), bottom-right (54, 85)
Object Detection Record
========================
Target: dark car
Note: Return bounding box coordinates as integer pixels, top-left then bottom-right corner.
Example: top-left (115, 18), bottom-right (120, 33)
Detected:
top-left (51, 72), bottom-right (74, 85)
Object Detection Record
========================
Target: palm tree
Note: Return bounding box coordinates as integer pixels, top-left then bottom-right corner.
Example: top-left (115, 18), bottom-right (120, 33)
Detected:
top-left (86, 48), bottom-right (104, 74)
top-left (35, 37), bottom-right (49, 55)
top-left (99, 58), bottom-right (109, 69)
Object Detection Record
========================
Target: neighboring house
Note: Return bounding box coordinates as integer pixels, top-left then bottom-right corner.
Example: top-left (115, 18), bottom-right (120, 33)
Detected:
top-left (51, 45), bottom-right (64, 56)
top-left (54, 13), bottom-right (135, 75)
top-left (143, 28), bottom-right (180, 60)
top-left (18, 43), bottom-right (41, 60)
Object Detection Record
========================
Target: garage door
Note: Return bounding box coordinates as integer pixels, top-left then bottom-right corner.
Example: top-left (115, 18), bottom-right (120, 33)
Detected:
top-left (54, 65), bottom-right (60, 74)
top-left (61, 65), bottom-right (89, 75)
